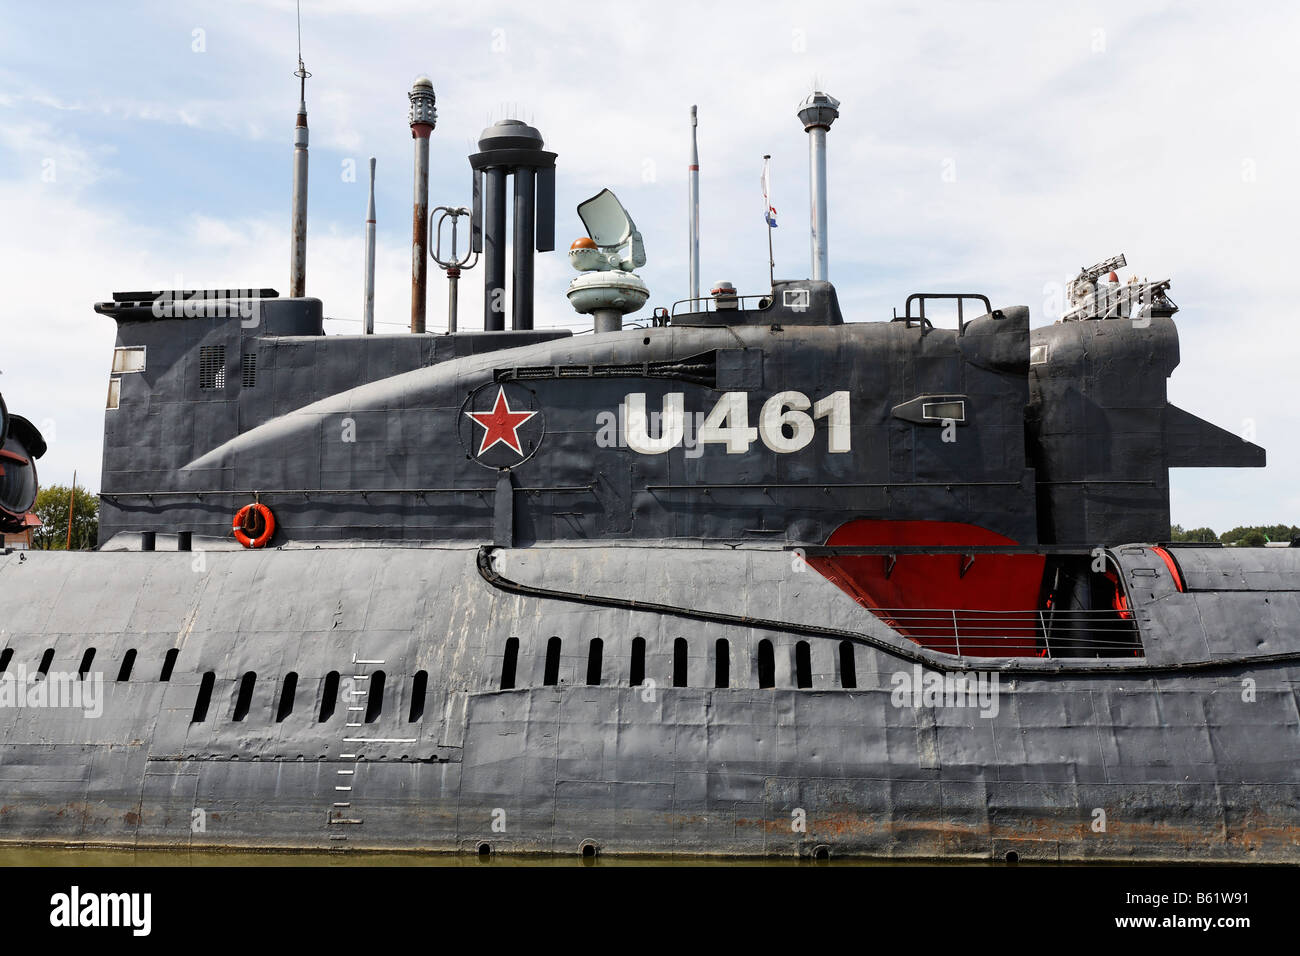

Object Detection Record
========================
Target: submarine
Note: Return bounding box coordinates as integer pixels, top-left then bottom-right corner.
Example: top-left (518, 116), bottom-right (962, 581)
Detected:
top-left (0, 74), bottom-right (1295, 864)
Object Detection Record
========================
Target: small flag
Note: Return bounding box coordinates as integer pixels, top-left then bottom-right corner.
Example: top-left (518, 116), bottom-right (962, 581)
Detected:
top-left (761, 156), bottom-right (777, 228)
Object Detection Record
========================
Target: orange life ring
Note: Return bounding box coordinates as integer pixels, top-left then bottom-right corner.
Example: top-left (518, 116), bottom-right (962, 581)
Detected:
top-left (233, 503), bottom-right (275, 548)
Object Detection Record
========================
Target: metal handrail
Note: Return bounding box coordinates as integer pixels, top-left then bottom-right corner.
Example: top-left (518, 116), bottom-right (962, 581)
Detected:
top-left (865, 606), bottom-right (1141, 657)
top-left (895, 293), bottom-right (995, 332)
top-left (670, 291), bottom-right (774, 317)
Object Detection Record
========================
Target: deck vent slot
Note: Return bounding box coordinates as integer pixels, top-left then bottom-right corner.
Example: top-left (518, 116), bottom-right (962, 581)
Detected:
top-left (715, 638), bottom-right (730, 688)
top-left (543, 638), bottom-right (561, 686)
top-left (364, 671), bottom-right (385, 722)
top-left (586, 639), bottom-right (603, 686)
top-left (192, 672), bottom-right (215, 722)
top-left (500, 638), bottom-right (519, 690)
top-left (795, 641), bottom-right (812, 688)
top-left (199, 345), bottom-right (226, 389)
top-left (160, 648), bottom-right (178, 682)
top-left (757, 640), bottom-right (775, 689)
top-left (839, 641), bottom-right (857, 689)
top-left (409, 670), bottom-right (427, 722)
top-left (37, 648), bottom-right (53, 679)
top-left (630, 637), bottom-right (646, 686)
top-left (276, 672), bottom-right (298, 722)
top-left (117, 649), bottom-right (137, 682)
top-left (241, 352), bottom-right (257, 388)
top-left (0, 649), bottom-right (12, 676)
top-left (232, 672), bottom-right (255, 721)
top-left (78, 648), bottom-right (96, 680)
top-left (673, 638), bottom-right (688, 687)
top-left (319, 671), bottom-right (340, 722)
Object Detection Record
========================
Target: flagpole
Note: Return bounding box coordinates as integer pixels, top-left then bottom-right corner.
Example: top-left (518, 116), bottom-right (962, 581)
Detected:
top-left (66, 470), bottom-right (76, 551)
top-left (763, 154), bottom-right (774, 290)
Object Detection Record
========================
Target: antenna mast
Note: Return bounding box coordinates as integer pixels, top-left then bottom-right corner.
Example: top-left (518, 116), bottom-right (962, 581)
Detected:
top-left (688, 106), bottom-right (700, 303)
top-left (363, 157), bottom-right (377, 334)
top-left (289, 1), bottom-right (310, 298)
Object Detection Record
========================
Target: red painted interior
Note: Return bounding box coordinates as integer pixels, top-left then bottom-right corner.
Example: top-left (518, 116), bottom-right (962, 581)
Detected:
top-left (805, 520), bottom-right (1047, 657)
top-left (1150, 547), bottom-right (1185, 592)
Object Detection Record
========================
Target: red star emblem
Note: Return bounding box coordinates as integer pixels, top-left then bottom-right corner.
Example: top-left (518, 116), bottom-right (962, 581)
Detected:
top-left (465, 386), bottom-right (538, 457)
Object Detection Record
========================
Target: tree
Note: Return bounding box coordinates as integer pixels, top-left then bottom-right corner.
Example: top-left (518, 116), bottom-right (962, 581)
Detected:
top-left (1169, 525), bottom-right (1218, 543)
top-left (31, 483), bottom-right (99, 550)
top-left (1214, 524), bottom-right (1300, 547)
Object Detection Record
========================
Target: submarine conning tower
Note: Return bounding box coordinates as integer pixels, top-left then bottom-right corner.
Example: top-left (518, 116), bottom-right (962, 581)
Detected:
top-left (84, 80), bottom-right (1265, 560)
top-left (469, 119), bottom-right (556, 331)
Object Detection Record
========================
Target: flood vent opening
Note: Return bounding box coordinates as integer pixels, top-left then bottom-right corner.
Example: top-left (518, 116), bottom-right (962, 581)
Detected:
top-left (0, 648), bottom-right (13, 676)
top-left (117, 649), bottom-right (137, 682)
top-left (37, 648), bottom-right (53, 679)
top-left (500, 638), bottom-right (519, 690)
top-left (318, 671), bottom-right (340, 722)
top-left (838, 641), bottom-right (857, 689)
top-left (409, 670), bottom-right (427, 722)
top-left (543, 638), bottom-right (561, 686)
top-left (276, 672), bottom-right (298, 722)
top-left (78, 648), bottom-right (96, 680)
top-left (586, 639), bottom-right (603, 686)
top-left (757, 640), bottom-right (775, 689)
top-left (192, 672), bottom-right (215, 722)
top-left (673, 638), bottom-right (688, 687)
top-left (232, 672), bottom-right (256, 721)
top-left (364, 671), bottom-right (385, 722)
top-left (160, 648), bottom-right (179, 682)
top-left (630, 637), bottom-right (646, 686)
top-left (715, 638), bottom-right (729, 688)
top-left (795, 641), bottom-right (812, 689)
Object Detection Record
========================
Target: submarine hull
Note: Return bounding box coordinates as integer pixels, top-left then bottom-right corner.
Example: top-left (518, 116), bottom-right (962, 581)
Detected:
top-left (1, 544), bottom-right (1296, 862)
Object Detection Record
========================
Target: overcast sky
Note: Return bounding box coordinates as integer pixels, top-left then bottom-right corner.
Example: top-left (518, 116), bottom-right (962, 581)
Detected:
top-left (1, 0), bottom-right (1297, 532)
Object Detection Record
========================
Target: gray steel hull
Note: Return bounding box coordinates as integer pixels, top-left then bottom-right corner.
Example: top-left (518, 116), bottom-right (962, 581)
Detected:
top-left (0, 544), bottom-right (1296, 862)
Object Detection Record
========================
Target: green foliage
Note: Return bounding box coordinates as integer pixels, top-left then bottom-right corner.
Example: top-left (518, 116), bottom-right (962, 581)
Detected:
top-left (31, 483), bottom-right (99, 550)
top-left (1169, 525), bottom-right (1218, 543)
top-left (1218, 524), bottom-right (1300, 547)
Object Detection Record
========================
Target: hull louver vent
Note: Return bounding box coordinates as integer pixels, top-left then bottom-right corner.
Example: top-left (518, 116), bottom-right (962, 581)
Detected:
top-left (199, 346), bottom-right (226, 389)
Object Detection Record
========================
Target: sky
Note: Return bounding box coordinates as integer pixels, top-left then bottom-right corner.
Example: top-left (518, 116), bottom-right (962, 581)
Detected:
top-left (1, 0), bottom-right (1297, 532)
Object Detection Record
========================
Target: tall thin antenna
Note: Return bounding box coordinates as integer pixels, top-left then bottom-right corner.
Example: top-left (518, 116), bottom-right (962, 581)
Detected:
top-left (363, 157), bottom-right (377, 334)
top-left (762, 154), bottom-right (774, 290)
top-left (289, 0), bottom-right (311, 298)
top-left (688, 105), bottom-right (700, 303)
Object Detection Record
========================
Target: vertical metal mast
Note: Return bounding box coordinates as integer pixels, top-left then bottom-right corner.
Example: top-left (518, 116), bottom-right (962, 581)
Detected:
top-left (363, 157), bottom-right (377, 334)
top-left (408, 77), bottom-right (437, 333)
top-left (797, 91), bottom-right (839, 281)
top-left (688, 105), bottom-right (700, 302)
top-left (288, 4), bottom-right (310, 298)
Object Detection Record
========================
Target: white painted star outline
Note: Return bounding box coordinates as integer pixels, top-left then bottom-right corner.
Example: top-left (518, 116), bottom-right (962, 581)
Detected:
top-left (465, 386), bottom-right (538, 457)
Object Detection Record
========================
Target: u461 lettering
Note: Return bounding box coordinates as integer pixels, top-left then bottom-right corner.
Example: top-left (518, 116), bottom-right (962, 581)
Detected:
top-left (614, 390), bottom-right (850, 455)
